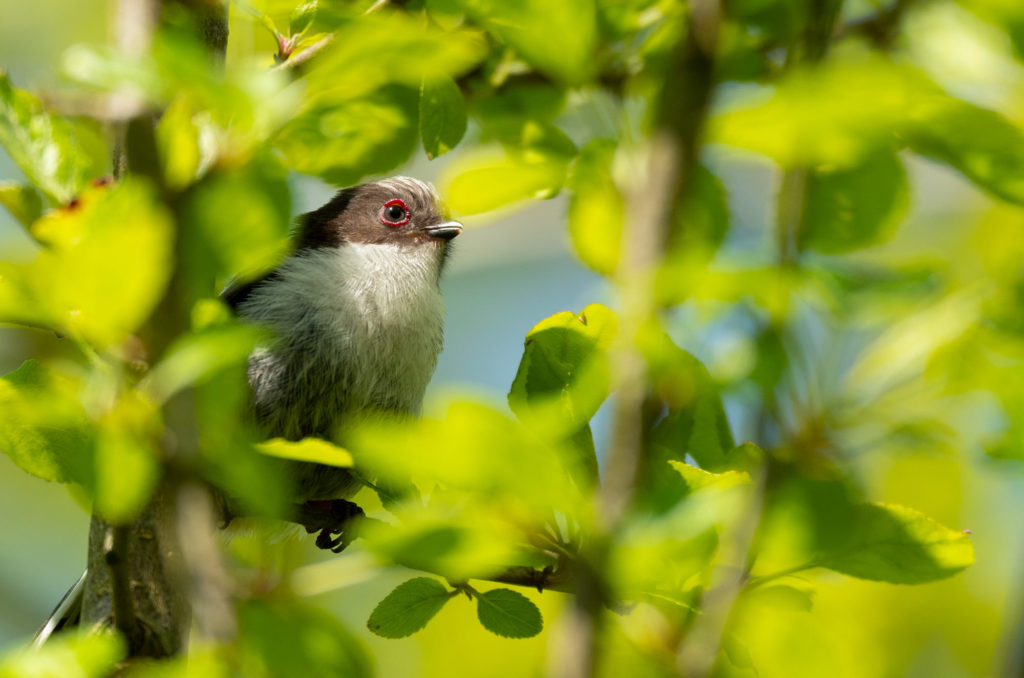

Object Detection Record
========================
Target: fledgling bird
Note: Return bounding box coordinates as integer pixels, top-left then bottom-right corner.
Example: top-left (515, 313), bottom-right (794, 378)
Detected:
top-left (35, 176), bottom-right (461, 643)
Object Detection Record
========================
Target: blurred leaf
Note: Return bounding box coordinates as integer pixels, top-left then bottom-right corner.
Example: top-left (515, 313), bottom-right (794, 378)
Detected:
top-left (668, 461), bottom-right (751, 492)
top-left (475, 588), bottom-right (543, 638)
top-left (145, 322), bottom-right (263, 402)
top-left (0, 181), bottom-right (43, 227)
top-left (239, 598), bottom-right (371, 678)
top-left (799, 147), bottom-right (909, 253)
top-left (509, 303), bottom-right (616, 428)
top-left (359, 494), bottom-right (525, 580)
top-left (568, 140), bottom-right (623, 275)
top-left (155, 97), bottom-right (202, 190)
top-left (420, 74), bottom-right (468, 159)
top-left (710, 57), bottom-right (935, 166)
top-left (13, 179), bottom-right (174, 347)
top-left (302, 13), bottom-right (485, 104)
top-left (816, 503), bottom-right (975, 584)
top-left (509, 303), bottom-right (616, 486)
top-left (0, 360), bottom-right (93, 484)
top-left (444, 148), bottom-right (570, 215)
top-left (667, 165), bottom-right (730, 260)
top-left (908, 96), bottom-right (1024, 205)
top-left (0, 630), bottom-right (125, 678)
top-left (648, 340), bottom-right (737, 471)
top-left (275, 84), bottom-right (419, 186)
top-left (455, 0), bottom-right (596, 84)
top-left (92, 393), bottom-right (161, 524)
top-left (350, 400), bottom-right (579, 517)
top-left (257, 437), bottom-right (354, 468)
top-left (183, 155), bottom-right (291, 286)
top-left (0, 72), bottom-right (107, 205)
top-left (366, 577), bottom-right (453, 639)
top-left (725, 0), bottom-right (809, 43)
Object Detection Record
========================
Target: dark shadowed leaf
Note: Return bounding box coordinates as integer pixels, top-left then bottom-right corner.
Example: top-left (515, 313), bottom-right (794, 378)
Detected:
top-left (240, 599), bottom-right (371, 677)
top-left (420, 74), bottom-right (468, 159)
top-left (799, 147), bottom-right (909, 253)
top-left (476, 588), bottom-right (543, 638)
top-left (367, 577), bottom-right (453, 639)
top-left (816, 502), bottom-right (975, 584)
top-left (908, 96), bottom-right (1024, 205)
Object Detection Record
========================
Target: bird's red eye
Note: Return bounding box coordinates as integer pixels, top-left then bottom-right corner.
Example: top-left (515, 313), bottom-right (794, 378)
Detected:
top-left (380, 199), bottom-right (410, 226)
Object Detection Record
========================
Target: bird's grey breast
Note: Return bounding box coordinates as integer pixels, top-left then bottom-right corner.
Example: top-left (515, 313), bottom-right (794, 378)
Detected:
top-left (238, 242), bottom-right (445, 439)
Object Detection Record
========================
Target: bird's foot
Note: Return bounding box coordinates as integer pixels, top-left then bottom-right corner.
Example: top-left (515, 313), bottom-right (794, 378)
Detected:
top-left (294, 499), bottom-right (366, 553)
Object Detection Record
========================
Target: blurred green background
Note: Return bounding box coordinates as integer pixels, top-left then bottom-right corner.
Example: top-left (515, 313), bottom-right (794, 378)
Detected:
top-left (1, 1), bottom-right (1024, 677)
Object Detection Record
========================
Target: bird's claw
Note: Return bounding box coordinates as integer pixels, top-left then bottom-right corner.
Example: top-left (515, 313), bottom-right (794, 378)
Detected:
top-left (296, 499), bottom-right (366, 553)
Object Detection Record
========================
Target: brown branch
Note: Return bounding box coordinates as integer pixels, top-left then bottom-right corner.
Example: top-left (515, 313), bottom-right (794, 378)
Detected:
top-left (104, 525), bottom-right (139, 648)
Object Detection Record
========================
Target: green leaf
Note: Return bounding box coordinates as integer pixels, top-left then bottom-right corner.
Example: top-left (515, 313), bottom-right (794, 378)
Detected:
top-left (184, 154), bottom-right (290, 286)
top-left (92, 393), bottom-right (161, 524)
top-left (908, 96), bottom-right (1024, 205)
top-left (145, 323), bottom-right (264, 402)
top-left (16, 178), bottom-right (174, 347)
top-left (816, 502), bottom-right (975, 584)
top-left (0, 630), bottom-right (125, 678)
top-left (568, 140), bottom-right (623, 275)
top-left (155, 96), bottom-right (202, 190)
top-left (275, 85), bottom-right (419, 186)
top-left (710, 57), bottom-right (934, 167)
top-left (799, 148), bottom-right (909, 253)
top-left (0, 72), bottom-right (107, 205)
top-left (444, 149), bottom-right (569, 215)
top-left (366, 577), bottom-right (453, 639)
top-left (0, 182), bottom-right (42, 227)
top-left (420, 74), bottom-right (468, 159)
top-left (475, 588), bottom-right (543, 639)
top-left (0, 360), bottom-right (94, 484)
top-left (454, 0), bottom-right (596, 84)
top-left (257, 438), bottom-right (354, 468)
top-left (240, 599), bottom-right (371, 677)
top-left (508, 303), bottom-right (616, 486)
top-left (668, 461), bottom-right (751, 492)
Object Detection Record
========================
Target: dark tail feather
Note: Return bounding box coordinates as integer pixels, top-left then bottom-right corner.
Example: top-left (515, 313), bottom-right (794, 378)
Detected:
top-left (33, 570), bottom-right (87, 647)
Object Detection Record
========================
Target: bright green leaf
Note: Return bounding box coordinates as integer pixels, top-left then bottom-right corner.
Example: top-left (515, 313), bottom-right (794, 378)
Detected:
top-left (155, 97), bottom-right (202, 190)
top-left (0, 360), bottom-right (94, 484)
top-left (0, 630), bottom-right (125, 678)
top-left (420, 74), bottom-right (468, 159)
top-left (257, 438), bottom-right (354, 468)
top-left (0, 182), bottom-right (42, 227)
top-left (568, 140), bottom-right (623, 275)
top-left (816, 502), bottom-right (975, 584)
top-left (668, 461), bottom-right (751, 492)
top-left (443, 149), bottom-right (569, 215)
top-left (0, 72), bottom-right (107, 205)
top-left (92, 393), bottom-right (161, 524)
top-left (23, 179), bottom-right (174, 347)
top-left (366, 577), bottom-right (453, 639)
top-left (475, 588), bottom-right (543, 639)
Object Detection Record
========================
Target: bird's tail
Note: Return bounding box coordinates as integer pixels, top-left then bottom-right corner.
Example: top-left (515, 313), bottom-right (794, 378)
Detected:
top-left (32, 570), bottom-right (87, 647)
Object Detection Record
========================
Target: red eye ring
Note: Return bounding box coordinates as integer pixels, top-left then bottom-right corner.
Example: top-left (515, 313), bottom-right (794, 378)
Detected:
top-left (380, 198), bottom-right (411, 227)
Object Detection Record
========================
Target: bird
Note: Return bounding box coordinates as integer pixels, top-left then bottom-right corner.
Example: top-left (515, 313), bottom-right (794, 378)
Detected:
top-left (34, 175), bottom-right (462, 643)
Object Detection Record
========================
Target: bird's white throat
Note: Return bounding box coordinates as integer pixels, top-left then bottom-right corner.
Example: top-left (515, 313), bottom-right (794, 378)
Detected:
top-left (240, 242), bottom-right (446, 419)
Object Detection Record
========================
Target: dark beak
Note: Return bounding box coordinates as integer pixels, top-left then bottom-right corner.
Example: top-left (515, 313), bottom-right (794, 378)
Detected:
top-left (422, 221), bottom-right (463, 241)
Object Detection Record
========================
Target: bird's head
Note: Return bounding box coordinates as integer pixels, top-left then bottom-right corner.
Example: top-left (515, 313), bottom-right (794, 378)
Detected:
top-left (297, 177), bottom-right (461, 263)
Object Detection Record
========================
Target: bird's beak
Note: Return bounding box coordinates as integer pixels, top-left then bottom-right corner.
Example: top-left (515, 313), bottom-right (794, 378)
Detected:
top-left (422, 221), bottom-right (463, 241)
